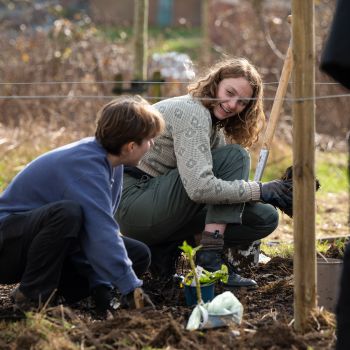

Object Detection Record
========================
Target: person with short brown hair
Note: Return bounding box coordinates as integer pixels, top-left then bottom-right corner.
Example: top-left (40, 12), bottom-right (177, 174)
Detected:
top-left (0, 95), bottom-right (164, 314)
top-left (95, 96), bottom-right (164, 155)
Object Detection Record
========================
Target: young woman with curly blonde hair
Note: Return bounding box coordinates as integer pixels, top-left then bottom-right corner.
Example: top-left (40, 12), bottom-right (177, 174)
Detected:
top-left (188, 57), bottom-right (265, 147)
top-left (117, 57), bottom-right (292, 287)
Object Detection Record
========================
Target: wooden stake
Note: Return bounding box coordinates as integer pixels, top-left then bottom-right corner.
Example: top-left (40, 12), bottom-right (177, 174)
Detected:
top-left (292, 0), bottom-right (316, 332)
top-left (254, 35), bottom-right (293, 181)
top-left (133, 0), bottom-right (149, 81)
top-left (201, 0), bottom-right (211, 65)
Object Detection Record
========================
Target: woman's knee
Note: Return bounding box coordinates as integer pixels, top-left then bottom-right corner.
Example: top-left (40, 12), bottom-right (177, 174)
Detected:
top-left (257, 204), bottom-right (279, 236)
top-left (212, 145), bottom-right (251, 180)
top-left (266, 204), bottom-right (279, 224)
top-left (213, 144), bottom-right (250, 161)
top-left (244, 202), bottom-right (279, 237)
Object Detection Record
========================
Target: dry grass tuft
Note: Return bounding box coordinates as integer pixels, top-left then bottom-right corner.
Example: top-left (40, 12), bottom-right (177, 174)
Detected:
top-left (305, 307), bottom-right (336, 333)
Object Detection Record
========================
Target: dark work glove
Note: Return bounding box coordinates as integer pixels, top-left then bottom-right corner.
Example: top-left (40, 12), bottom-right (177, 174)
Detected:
top-left (120, 287), bottom-right (155, 309)
top-left (91, 285), bottom-right (114, 313)
top-left (259, 179), bottom-right (293, 209)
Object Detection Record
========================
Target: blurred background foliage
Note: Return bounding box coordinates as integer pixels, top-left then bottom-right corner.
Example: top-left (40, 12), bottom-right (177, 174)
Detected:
top-left (0, 0), bottom-right (348, 199)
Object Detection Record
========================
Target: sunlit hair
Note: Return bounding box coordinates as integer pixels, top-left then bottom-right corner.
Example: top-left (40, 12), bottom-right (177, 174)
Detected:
top-left (188, 57), bottom-right (265, 147)
top-left (95, 95), bottom-right (165, 155)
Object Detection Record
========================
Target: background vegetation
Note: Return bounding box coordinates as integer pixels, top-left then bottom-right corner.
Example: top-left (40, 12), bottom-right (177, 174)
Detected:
top-left (0, 2), bottom-right (346, 349)
top-left (0, 0), bottom-right (348, 239)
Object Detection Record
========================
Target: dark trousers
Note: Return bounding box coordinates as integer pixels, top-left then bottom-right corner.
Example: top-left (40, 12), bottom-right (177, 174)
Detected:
top-left (117, 145), bottom-right (278, 246)
top-left (0, 201), bottom-right (83, 301)
top-left (336, 243), bottom-right (350, 350)
top-left (0, 200), bottom-right (151, 303)
top-left (57, 236), bottom-right (151, 303)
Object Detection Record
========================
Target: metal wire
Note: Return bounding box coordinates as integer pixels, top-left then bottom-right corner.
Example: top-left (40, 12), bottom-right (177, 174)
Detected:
top-left (0, 94), bottom-right (349, 101)
top-left (0, 80), bottom-right (342, 86)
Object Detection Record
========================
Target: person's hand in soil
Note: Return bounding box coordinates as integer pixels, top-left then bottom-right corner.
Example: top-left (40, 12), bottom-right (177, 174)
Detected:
top-left (120, 287), bottom-right (155, 309)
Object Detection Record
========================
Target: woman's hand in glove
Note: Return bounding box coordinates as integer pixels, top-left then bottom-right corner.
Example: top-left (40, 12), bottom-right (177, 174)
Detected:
top-left (259, 179), bottom-right (293, 209)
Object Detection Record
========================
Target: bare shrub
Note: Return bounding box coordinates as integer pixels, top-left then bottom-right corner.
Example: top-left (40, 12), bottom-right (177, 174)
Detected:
top-left (0, 18), bottom-right (133, 134)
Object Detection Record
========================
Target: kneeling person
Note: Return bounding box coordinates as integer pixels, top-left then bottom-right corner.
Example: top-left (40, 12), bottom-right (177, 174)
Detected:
top-left (0, 96), bottom-right (164, 313)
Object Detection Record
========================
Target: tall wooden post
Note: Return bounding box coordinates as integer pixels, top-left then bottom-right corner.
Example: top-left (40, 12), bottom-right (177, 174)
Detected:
top-left (201, 0), bottom-right (211, 65)
top-left (134, 0), bottom-right (149, 81)
top-left (291, 0), bottom-right (316, 332)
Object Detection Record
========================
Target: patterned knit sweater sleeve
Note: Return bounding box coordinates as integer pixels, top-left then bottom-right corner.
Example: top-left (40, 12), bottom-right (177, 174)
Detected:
top-left (138, 95), bottom-right (260, 204)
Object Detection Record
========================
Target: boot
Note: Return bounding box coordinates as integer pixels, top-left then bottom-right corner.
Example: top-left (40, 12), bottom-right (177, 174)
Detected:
top-left (224, 241), bottom-right (262, 270)
top-left (196, 231), bottom-right (257, 288)
top-left (196, 248), bottom-right (223, 272)
top-left (196, 249), bottom-right (257, 287)
top-left (223, 252), bottom-right (258, 288)
top-left (195, 230), bottom-right (224, 271)
top-left (91, 285), bottom-right (115, 314)
top-left (226, 269), bottom-right (257, 287)
top-left (10, 287), bottom-right (40, 312)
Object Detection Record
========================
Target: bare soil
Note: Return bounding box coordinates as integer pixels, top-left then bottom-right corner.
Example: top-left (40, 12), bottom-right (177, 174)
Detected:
top-left (0, 255), bottom-right (337, 349)
top-left (0, 163), bottom-right (346, 350)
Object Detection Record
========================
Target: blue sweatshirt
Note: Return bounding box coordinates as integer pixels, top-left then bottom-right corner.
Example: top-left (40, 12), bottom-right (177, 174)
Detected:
top-left (0, 137), bottom-right (142, 295)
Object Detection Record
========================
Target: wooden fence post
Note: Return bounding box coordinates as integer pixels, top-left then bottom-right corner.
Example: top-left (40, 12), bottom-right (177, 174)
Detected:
top-left (201, 0), bottom-right (211, 65)
top-left (148, 71), bottom-right (163, 101)
top-left (291, 0), bottom-right (317, 332)
top-left (112, 73), bottom-right (124, 95)
top-left (134, 0), bottom-right (149, 82)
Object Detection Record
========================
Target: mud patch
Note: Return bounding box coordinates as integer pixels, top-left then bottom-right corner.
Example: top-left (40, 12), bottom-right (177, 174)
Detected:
top-left (0, 257), bottom-right (336, 349)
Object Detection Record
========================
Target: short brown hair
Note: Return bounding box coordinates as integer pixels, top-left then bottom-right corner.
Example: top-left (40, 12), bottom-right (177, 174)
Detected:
top-left (95, 96), bottom-right (164, 155)
top-left (188, 57), bottom-right (265, 147)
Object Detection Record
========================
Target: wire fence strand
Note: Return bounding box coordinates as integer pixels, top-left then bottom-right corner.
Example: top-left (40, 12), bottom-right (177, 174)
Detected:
top-left (0, 80), bottom-right (343, 86)
top-left (0, 94), bottom-right (350, 101)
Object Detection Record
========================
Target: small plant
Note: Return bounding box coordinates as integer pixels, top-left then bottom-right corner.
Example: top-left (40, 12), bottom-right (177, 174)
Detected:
top-left (179, 241), bottom-right (229, 305)
top-left (324, 238), bottom-right (347, 259)
top-left (183, 265), bottom-right (229, 287)
top-left (179, 241), bottom-right (203, 304)
top-left (316, 240), bottom-right (331, 255)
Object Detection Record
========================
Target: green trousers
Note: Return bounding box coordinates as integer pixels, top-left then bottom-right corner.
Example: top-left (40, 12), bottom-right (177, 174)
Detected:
top-left (116, 145), bottom-right (278, 247)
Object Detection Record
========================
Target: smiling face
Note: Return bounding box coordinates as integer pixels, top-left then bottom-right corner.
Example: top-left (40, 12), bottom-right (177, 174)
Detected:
top-left (212, 77), bottom-right (253, 121)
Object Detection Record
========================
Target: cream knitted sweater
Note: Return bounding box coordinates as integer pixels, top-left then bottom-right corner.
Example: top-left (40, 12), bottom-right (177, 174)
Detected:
top-left (138, 95), bottom-right (261, 204)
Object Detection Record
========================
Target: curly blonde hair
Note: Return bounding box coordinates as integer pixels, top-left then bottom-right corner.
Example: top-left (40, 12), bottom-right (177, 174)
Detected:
top-left (188, 57), bottom-right (265, 147)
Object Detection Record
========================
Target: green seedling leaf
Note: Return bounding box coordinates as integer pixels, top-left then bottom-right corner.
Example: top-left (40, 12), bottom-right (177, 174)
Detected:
top-left (179, 241), bottom-right (202, 258)
top-left (183, 264), bottom-right (229, 286)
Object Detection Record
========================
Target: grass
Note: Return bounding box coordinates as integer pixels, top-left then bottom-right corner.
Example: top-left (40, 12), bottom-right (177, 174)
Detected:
top-left (0, 132), bottom-right (348, 194)
top-left (98, 25), bottom-right (203, 58)
top-left (149, 27), bottom-right (202, 56)
top-left (0, 307), bottom-right (80, 349)
top-left (261, 241), bottom-right (295, 258)
top-left (261, 239), bottom-right (342, 259)
top-left (315, 151), bottom-right (348, 193)
top-left (0, 126), bottom-right (74, 192)
top-left (251, 141), bottom-right (348, 194)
